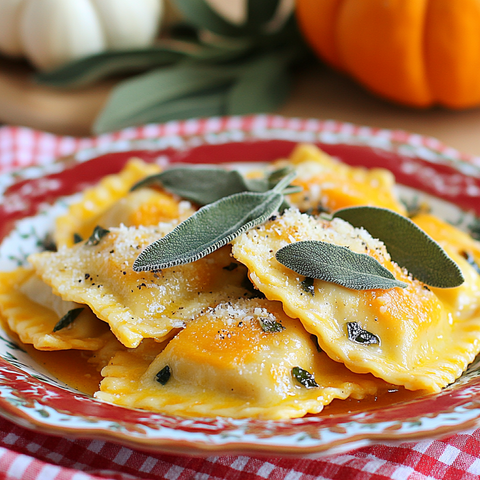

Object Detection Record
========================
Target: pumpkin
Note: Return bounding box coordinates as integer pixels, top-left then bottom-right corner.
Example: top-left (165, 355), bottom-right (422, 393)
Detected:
top-left (0, 0), bottom-right (163, 71)
top-left (295, 0), bottom-right (480, 109)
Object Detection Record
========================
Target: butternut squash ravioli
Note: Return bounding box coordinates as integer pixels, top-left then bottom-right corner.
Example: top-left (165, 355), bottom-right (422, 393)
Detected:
top-left (1, 145), bottom-right (480, 420)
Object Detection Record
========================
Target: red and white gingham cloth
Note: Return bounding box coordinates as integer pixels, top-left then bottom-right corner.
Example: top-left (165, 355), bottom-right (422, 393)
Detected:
top-left (2, 118), bottom-right (480, 480)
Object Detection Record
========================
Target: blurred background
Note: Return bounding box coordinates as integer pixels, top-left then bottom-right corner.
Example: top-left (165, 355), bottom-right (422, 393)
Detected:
top-left (0, 0), bottom-right (479, 156)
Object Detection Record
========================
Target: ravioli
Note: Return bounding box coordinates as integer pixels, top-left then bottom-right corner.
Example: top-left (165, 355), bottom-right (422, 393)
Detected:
top-left (96, 298), bottom-right (387, 419)
top-left (412, 213), bottom-right (480, 320)
top-left (280, 144), bottom-right (406, 214)
top-left (0, 268), bottom-right (110, 351)
top-left (5, 142), bottom-right (480, 419)
top-left (232, 209), bottom-right (480, 392)
top-left (54, 158), bottom-right (169, 248)
top-left (29, 223), bottom-right (253, 348)
top-left (87, 336), bottom-right (159, 373)
top-left (97, 188), bottom-right (194, 229)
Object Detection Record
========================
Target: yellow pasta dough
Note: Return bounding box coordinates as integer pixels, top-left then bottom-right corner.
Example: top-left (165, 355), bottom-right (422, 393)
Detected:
top-left (96, 298), bottom-right (387, 419)
top-left (54, 158), bottom-right (176, 248)
top-left (0, 268), bottom-right (110, 350)
top-left (281, 144), bottom-right (407, 214)
top-left (29, 223), bottom-right (254, 348)
top-left (232, 209), bottom-right (480, 392)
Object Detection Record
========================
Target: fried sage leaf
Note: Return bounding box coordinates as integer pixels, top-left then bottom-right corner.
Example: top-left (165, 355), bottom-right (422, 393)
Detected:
top-left (73, 233), bottom-right (83, 244)
top-left (133, 172), bottom-right (295, 271)
top-left (276, 240), bottom-right (407, 290)
top-left (333, 206), bottom-right (464, 288)
top-left (347, 322), bottom-right (380, 345)
top-left (258, 317), bottom-right (285, 333)
top-left (301, 277), bottom-right (315, 295)
top-left (291, 366), bottom-right (318, 388)
top-left (53, 308), bottom-right (84, 333)
top-left (311, 334), bottom-right (323, 352)
top-left (86, 226), bottom-right (110, 246)
top-left (155, 366), bottom-right (171, 385)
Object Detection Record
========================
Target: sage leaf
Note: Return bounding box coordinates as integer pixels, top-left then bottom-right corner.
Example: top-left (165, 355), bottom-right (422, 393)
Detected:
top-left (53, 308), bottom-right (84, 333)
top-left (258, 317), bottom-right (285, 333)
top-left (35, 42), bottom-right (243, 88)
top-left (132, 166), bottom-right (260, 205)
top-left (41, 234), bottom-right (56, 252)
top-left (133, 171), bottom-right (294, 271)
top-left (35, 47), bottom-right (184, 88)
top-left (73, 233), bottom-right (83, 244)
top-left (267, 166), bottom-right (295, 190)
top-left (132, 165), bottom-right (296, 206)
top-left (93, 62), bottom-right (239, 134)
top-left (227, 51), bottom-right (292, 115)
top-left (111, 86), bottom-right (228, 129)
top-left (333, 206), bottom-right (464, 288)
top-left (86, 226), bottom-right (110, 246)
top-left (276, 241), bottom-right (407, 290)
top-left (134, 190), bottom-right (284, 271)
top-left (155, 366), bottom-right (171, 385)
top-left (291, 367), bottom-right (318, 388)
top-left (347, 322), bottom-right (380, 345)
top-left (301, 277), bottom-right (315, 295)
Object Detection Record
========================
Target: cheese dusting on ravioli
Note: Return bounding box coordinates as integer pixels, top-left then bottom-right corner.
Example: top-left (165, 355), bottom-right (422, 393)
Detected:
top-left (29, 223), bottom-right (254, 348)
top-left (232, 209), bottom-right (480, 392)
top-left (96, 298), bottom-right (387, 419)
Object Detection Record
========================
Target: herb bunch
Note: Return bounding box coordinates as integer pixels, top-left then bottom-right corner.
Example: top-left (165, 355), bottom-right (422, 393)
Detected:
top-left (35, 0), bottom-right (310, 134)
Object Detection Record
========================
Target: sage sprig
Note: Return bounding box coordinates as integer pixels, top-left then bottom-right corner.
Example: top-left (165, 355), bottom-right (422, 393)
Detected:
top-left (333, 206), bottom-right (464, 288)
top-left (30, 0), bottom-right (309, 134)
top-left (132, 164), bottom-right (463, 291)
top-left (133, 171), bottom-right (295, 271)
top-left (276, 241), bottom-right (407, 290)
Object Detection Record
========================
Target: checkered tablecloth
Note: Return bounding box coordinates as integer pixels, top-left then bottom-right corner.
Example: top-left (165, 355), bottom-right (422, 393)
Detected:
top-left (2, 118), bottom-right (480, 480)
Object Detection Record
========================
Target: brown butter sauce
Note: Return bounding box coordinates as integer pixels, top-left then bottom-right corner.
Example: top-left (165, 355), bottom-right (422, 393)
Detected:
top-left (25, 339), bottom-right (425, 415)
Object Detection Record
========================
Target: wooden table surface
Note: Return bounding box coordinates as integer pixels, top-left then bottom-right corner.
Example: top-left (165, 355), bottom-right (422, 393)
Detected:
top-left (0, 56), bottom-right (479, 158)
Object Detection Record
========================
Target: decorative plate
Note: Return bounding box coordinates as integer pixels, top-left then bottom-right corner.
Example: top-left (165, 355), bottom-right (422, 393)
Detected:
top-left (1, 115), bottom-right (480, 458)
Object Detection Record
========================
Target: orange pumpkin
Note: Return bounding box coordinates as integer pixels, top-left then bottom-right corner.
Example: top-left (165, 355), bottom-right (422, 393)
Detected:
top-left (295, 0), bottom-right (480, 109)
